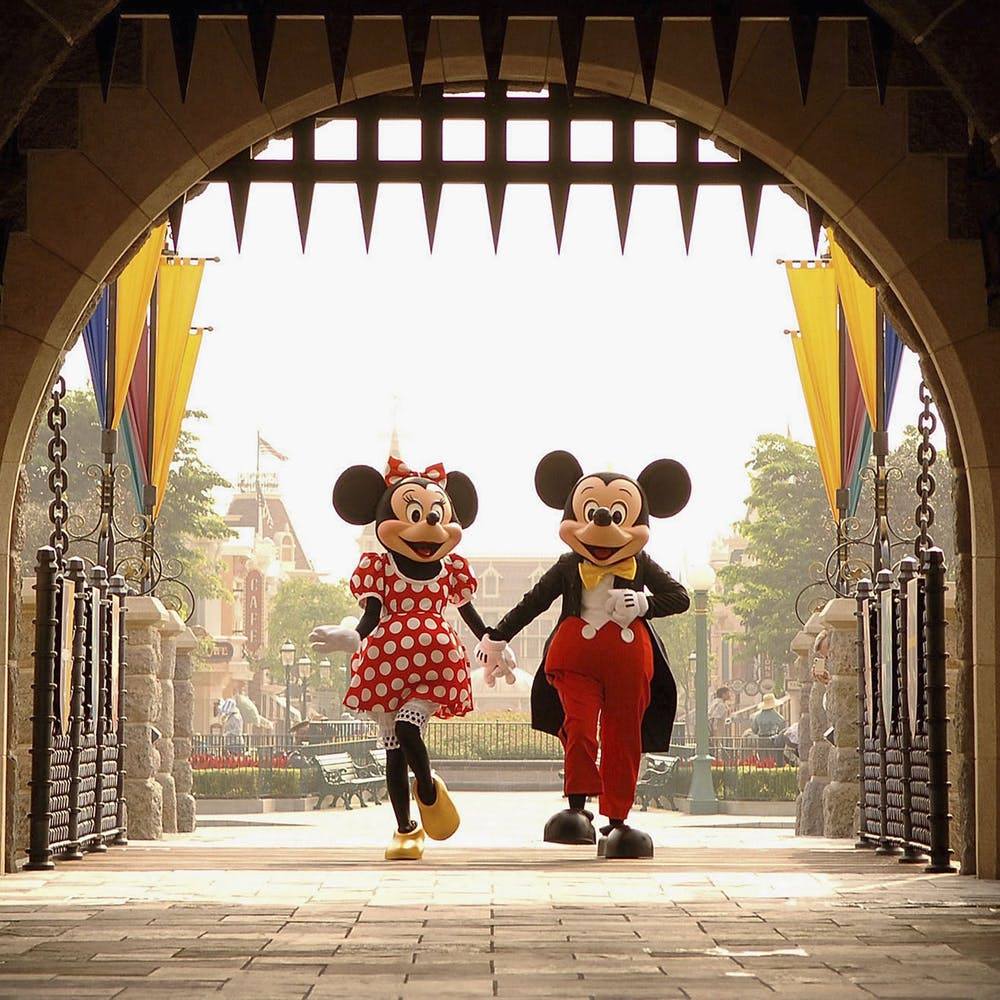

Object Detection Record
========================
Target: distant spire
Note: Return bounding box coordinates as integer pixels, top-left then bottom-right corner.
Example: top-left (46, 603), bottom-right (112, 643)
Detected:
top-left (389, 424), bottom-right (402, 460)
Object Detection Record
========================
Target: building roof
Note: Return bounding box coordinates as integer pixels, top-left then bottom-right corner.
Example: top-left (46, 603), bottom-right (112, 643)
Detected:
top-left (226, 492), bottom-right (315, 573)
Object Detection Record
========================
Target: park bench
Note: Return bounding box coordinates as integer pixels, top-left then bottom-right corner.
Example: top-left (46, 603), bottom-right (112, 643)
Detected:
top-left (309, 752), bottom-right (384, 810)
top-left (635, 753), bottom-right (683, 811)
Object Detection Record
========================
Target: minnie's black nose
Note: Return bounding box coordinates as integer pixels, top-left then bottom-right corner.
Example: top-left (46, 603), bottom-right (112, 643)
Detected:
top-left (592, 507), bottom-right (612, 527)
top-left (426, 511), bottom-right (441, 526)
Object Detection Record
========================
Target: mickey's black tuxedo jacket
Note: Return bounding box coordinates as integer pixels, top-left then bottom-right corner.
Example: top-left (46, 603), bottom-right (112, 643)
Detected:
top-left (491, 551), bottom-right (690, 752)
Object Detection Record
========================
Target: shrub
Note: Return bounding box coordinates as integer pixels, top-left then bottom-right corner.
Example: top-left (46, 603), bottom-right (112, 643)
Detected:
top-left (192, 767), bottom-right (310, 799)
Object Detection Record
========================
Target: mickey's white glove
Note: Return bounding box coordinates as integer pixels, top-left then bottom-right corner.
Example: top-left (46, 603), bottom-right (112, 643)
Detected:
top-left (309, 625), bottom-right (361, 655)
top-left (605, 589), bottom-right (649, 627)
top-left (474, 636), bottom-right (517, 687)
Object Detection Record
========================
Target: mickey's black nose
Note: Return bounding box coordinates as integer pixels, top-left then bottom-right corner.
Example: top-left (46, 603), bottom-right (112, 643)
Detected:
top-left (592, 507), bottom-right (612, 527)
top-left (426, 511), bottom-right (441, 526)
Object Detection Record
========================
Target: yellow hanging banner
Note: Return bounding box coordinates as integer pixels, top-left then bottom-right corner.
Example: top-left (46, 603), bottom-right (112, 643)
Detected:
top-left (785, 261), bottom-right (841, 520)
top-left (151, 258), bottom-right (205, 518)
top-left (829, 232), bottom-right (878, 425)
top-left (112, 223), bottom-right (168, 429)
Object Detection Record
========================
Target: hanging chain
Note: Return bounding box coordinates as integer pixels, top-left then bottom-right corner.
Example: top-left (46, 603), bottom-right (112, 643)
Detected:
top-left (46, 376), bottom-right (70, 564)
top-left (915, 380), bottom-right (937, 557)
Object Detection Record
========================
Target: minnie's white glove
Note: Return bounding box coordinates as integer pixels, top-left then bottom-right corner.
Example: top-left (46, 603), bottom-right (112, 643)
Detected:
top-left (605, 589), bottom-right (649, 627)
top-left (309, 625), bottom-right (361, 655)
top-left (474, 636), bottom-right (517, 687)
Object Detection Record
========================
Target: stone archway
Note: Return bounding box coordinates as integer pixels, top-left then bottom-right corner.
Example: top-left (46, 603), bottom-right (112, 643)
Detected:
top-left (0, 15), bottom-right (996, 875)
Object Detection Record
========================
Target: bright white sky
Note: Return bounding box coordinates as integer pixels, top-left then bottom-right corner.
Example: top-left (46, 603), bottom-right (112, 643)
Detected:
top-left (60, 118), bottom-right (928, 583)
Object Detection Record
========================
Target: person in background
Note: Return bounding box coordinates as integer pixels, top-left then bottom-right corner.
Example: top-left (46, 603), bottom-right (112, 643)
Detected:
top-left (751, 692), bottom-right (786, 743)
top-left (218, 681), bottom-right (245, 752)
top-left (232, 679), bottom-right (274, 734)
top-left (708, 686), bottom-right (733, 738)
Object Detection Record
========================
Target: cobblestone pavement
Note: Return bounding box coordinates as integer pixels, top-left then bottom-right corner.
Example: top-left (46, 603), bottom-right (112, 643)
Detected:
top-left (4, 794), bottom-right (1000, 999)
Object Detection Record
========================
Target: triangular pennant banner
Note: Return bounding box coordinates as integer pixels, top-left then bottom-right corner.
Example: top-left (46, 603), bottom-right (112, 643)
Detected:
top-left (613, 183), bottom-right (633, 254)
top-left (293, 180), bottom-right (314, 251)
top-left (741, 181), bottom-right (762, 253)
top-left (677, 183), bottom-right (698, 253)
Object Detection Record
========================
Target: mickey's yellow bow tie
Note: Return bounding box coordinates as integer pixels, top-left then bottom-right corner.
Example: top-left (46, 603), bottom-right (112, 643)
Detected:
top-left (579, 556), bottom-right (637, 590)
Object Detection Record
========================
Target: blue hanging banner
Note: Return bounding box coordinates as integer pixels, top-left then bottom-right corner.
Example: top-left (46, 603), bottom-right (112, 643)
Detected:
top-left (120, 409), bottom-right (147, 511)
top-left (81, 289), bottom-right (110, 426)
top-left (884, 320), bottom-right (905, 425)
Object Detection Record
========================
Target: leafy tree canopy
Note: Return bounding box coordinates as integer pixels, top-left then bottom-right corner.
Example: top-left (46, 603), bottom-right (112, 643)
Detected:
top-left (718, 434), bottom-right (834, 668)
top-left (263, 576), bottom-right (356, 690)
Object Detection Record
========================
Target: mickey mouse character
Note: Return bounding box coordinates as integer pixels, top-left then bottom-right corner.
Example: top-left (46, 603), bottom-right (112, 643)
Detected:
top-left (310, 457), bottom-right (515, 861)
top-left (476, 451), bottom-right (691, 859)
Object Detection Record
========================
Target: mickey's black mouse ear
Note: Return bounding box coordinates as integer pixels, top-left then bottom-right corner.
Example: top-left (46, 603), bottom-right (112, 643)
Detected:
top-left (637, 459), bottom-right (691, 518)
top-left (332, 465), bottom-right (387, 525)
top-left (535, 450), bottom-right (584, 510)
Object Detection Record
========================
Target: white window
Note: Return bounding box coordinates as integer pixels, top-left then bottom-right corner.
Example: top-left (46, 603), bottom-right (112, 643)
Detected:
top-left (483, 564), bottom-right (500, 598)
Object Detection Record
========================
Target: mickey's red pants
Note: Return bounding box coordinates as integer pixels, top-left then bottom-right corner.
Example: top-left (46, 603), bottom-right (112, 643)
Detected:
top-left (545, 617), bottom-right (653, 820)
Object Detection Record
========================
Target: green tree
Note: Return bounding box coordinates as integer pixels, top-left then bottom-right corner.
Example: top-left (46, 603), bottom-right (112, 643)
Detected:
top-left (263, 576), bottom-right (356, 699)
top-left (652, 611), bottom-right (699, 727)
top-left (719, 433), bottom-right (834, 671)
top-left (21, 387), bottom-right (232, 608)
top-left (882, 424), bottom-right (954, 569)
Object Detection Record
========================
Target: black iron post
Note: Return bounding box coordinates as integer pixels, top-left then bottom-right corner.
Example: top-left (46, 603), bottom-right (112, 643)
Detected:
top-left (63, 557), bottom-right (89, 861)
top-left (855, 577), bottom-right (875, 848)
top-left (895, 556), bottom-right (925, 862)
top-left (25, 547), bottom-right (59, 871)
top-left (923, 547), bottom-right (956, 873)
top-left (285, 667), bottom-right (293, 739)
top-left (89, 565), bottom-right (109, 852)
top-left (99, 282), bottom-right (118, 571)
top-left (874, 568), bottom-right (901, 855)
top-left (110, 574), bottom-right (129, 845)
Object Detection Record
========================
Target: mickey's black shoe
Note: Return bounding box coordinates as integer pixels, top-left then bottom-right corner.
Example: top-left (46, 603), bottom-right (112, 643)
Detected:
top-left (543, 808), bottom-right (597, 845)
top-left (603, 824), bottom-right (654, 859)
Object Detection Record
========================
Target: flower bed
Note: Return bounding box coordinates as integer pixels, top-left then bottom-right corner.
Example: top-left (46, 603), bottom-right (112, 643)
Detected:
top-left (192, 767), bottom-right (310, 799)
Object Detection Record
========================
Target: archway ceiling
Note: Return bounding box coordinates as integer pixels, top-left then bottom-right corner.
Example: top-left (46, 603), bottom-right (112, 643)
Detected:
top-left (190, 82), bottom-right (800, 256)
top-left (101, 1), bottom-right (894, 108)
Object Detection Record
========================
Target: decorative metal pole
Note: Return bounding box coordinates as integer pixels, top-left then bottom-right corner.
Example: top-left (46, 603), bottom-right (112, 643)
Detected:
top-left (688, 570), bottom-right (718, 815)
top-left (855, 577), bottom-right (875, 848)
top-left (110, 574), bottom-right (129, 846)
top-left (923, 547), bottom-right (956, 873)
top-left (99, 283), bottom-right (118, 571)
top-left (64, 557), bottom-right (89, 861)
top-left (874, 568), bottom-right (901, 855)
top-left (89, 565), bottom-right (109, 852)
top-left (142, 277), bottom-right (158, 594)
top-left (895, 556), bottom-right (925, 862)
top-left (25, 547), bottom-right (59, 871)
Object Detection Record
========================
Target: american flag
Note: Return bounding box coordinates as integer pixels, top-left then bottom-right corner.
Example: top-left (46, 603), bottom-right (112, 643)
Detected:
top-left (258, 434), bottom-right (288, 461)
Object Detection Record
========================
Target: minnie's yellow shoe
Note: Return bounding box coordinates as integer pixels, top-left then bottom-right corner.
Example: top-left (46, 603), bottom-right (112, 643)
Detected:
top-left (412, 774), bottom-right (460, 841)
top-left (385, 824), bottom-right (425, 861)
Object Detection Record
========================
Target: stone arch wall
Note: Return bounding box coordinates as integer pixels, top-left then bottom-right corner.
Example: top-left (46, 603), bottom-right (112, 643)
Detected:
top-left (0, 14), bottom-right (997, 874)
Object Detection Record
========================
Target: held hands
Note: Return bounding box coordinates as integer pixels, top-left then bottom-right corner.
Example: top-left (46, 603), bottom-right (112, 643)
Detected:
top-left (605, 589), bottom-right (649, 627)
top-left (309, 625), bottom-right (361, 655)
top-left (474, 636), bottom-right (518, 687)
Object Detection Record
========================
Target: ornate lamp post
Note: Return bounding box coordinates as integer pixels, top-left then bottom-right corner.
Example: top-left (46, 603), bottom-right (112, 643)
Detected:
top-left (279, 639), bottom-right (295, 739)
top-left (297, 654), bottom-right (313, 719)
top-left (688, 564), bottom-right (719, 815)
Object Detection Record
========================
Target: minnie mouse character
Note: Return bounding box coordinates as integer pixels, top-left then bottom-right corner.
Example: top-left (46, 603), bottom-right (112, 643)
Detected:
top-left (310, 457), bottom-right (515, 861)
top-left (476, 451), bottom-right (691, 859)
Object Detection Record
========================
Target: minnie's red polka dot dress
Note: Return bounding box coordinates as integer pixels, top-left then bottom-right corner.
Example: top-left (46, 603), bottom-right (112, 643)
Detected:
top-left (343, 552), bottom-right (477, 718)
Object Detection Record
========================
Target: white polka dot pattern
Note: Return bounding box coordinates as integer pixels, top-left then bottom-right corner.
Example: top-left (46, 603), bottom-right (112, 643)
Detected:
top-left (341, 551), bottom-right (476, 718)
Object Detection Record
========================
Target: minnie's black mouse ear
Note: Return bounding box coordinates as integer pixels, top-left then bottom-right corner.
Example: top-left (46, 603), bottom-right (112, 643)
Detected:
top-left (332, 465), bottom-right (386, 525)
top-left (535, 450), bottom-right (584, 510)
top-left (445, 471), bottom-right (479, 528)
top-left (637, 459), bottom-right (692, 518)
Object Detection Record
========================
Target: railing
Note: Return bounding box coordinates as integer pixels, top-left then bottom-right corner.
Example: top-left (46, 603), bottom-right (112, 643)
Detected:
top-left (27, 549), bottom-right (128, 869)
top-left (856, 548), bottom-right (954, 871)
top-left (706, 737), bottom-right (799, 802)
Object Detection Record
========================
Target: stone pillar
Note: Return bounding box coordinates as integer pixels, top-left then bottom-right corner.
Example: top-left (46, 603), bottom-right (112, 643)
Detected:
top-left (944, 587), bottom-right (974, 872)
top-left (155, 611), bottom-right (184, 835)
top-left (791, 619), bottom-right (815, 836)
top-left (12, 578), bottom-right (36, 863)
top-left (173, 625), bottom-right (198, 833)
top-left (124, 595), bottom-right (168, 840)
top-left (820, 598), bottom-right (861, 838)
top-left (796, 612), bottom-right (826, 836)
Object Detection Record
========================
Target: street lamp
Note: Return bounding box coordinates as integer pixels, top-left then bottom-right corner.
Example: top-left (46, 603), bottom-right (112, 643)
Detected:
top-left (279, 639), bottom-right (295, 739)
top-left (688, 564), bottom-right (719, 815)
top-left (297, 655), bottom-right (313, 719)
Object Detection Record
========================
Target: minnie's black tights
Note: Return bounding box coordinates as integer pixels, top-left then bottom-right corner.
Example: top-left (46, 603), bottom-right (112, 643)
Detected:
top-left (384, 722), bottom-right (437, 832)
